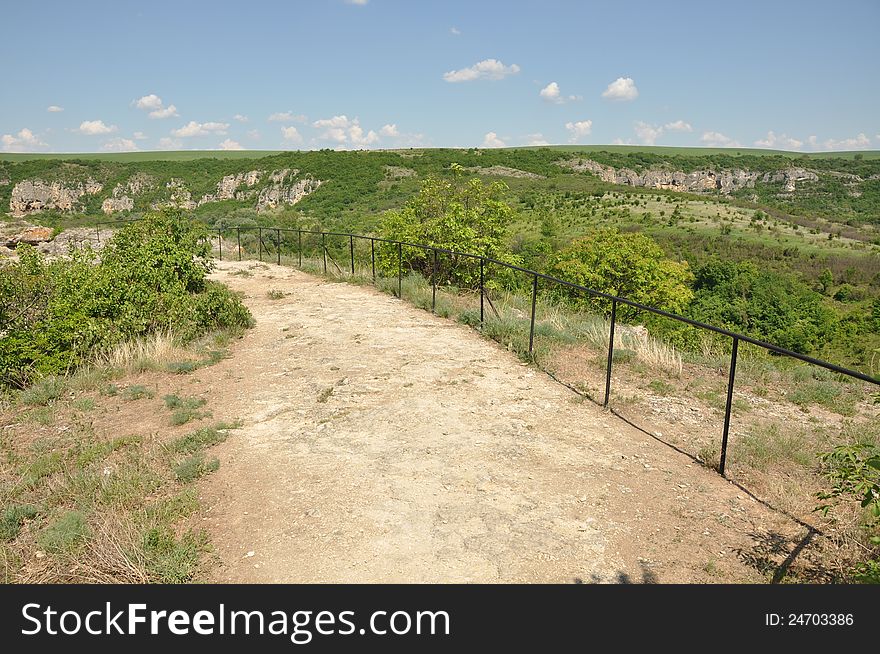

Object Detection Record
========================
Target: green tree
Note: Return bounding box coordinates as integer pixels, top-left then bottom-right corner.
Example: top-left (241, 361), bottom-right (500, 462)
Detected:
top-left (546, 229), bottom-right (694, 319)
top-left (377, 166), bottom-right (518, 287)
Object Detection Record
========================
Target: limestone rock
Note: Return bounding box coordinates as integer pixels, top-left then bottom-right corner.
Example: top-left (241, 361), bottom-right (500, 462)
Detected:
top-left (199, 170), bottom-right (265, 205)
top-left (556, 158), bottom-right (819, 195)
top-left (10, 178), bottom-right (103, 216)
top-left (256, 174), bottom-right (321, 211)
top-left (102, 196), bottom-right (134, 214)
top-left (5, 225), bottom-right (54, 246)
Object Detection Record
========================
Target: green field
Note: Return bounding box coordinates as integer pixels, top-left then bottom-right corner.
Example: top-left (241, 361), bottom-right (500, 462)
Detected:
top-left (4, 145), bottom-right (880, 163)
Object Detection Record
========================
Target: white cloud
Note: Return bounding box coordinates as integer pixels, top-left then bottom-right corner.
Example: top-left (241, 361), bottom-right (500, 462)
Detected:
top-left (601, 77), bottom-right (639, 101)
top-left (1, 127), bottom-right (48, 152)
top-left (443, 59), bottom-right (520, 83)
top-left (134, 94), bottom-right (163, 110)
top-left (481, 131), bottom-right (506, 148)
top-left (540, 82), bottom-right (562, 103)
top-left (218, 139), bottom-right (244, 150)
top-left (524, 133), bottom-right (549, 146)
top-left (134, 94), bottom-right (178, 119)
top-left (450, 27), bottom-right (461, 35)
top-left (269, 111), bottom-right (307, 123)
top-left (170, 121), bottom-right (229, 137)
top-left (233, 114), bottom-right (249, 123)
top-left (380, 124), bottom-right (399, 137)
top-left (157, 137), bottom-right (182, 150)
top-left (565, 120), bottom-right (593, 142)
top-left (633, 121), bottom-right (663, 145)
top-left (312, 115), bottom-right (380, 147)
top-left (700, 131), bottom-right (741, 148)
top-left (823, 133), bottom-right (871, 150)
top-left (101, 138), bottom-right (139, 152)
top-left (281, 126), bottom-right (303, 143)
top-left (754, 131), bottom-right (803, 150)
top-left (664, 120), bottom-right (692, 132)
top-left (149, 104), bottom-right (179, 119)
top-left (247, 129), bottom-right (261, 140)
top-left (47, 105), bottom-right (64, 113)
top-left (78, 120), bottom-right (117, 135)
top-left (345, 0), bottom-right (368, 4)
top-left (133, 131), bottom-right (148, 140)
top-left (630, 119), bottom-right (692, 145)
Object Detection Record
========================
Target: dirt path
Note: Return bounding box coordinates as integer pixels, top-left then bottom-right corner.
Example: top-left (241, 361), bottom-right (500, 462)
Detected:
top-left (197, 261), bottom-right (802, 583)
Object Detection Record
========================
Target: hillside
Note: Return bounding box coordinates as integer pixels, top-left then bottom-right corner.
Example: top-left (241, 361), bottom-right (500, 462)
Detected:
top-left (2, 146), bottom-right (879, 371)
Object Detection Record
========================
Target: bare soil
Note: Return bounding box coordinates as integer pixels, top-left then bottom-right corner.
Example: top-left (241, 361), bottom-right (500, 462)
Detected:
top-left (192, 261), bottom-right (807, 583)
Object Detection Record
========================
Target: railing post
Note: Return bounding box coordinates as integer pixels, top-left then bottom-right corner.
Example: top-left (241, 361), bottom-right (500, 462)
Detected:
top-left (350, 235), bottom-right (355, 275)
top-left (217, 228), bottom-right (222, 261)
top-left (432, 248), bottom-right (438, 313)
top-left (276, 228), bottom-right (281, 265)
top-left (604, 299), bottom-right (617, 408)
top-left (528, 274), bottom-right (538, 357)
top-left (397, 242), bottom-right (403, 298)
top-left (237, 227), bottom-right (241, 261)
top-left (258, 227), bottom-right (263, 261)
top-left (719, 336), bottom-right (739, 477)
top-left (371, 239), bottom-right (376, 282)
top-left (298, 230), bottom-right (302, 267)
top-left (480, 258), bottom-right (485, 326)
top-left (322, 233), bottom-right (327, 274)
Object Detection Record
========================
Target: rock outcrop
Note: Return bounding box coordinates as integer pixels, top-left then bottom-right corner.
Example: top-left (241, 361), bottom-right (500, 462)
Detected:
top-left (466, 166), bottom-right (545, 179)
top-left (2, 225), bottom-right (54, 246)
top-left (10, 178), bottom-right (103, 216)
top-left (198, 170), bottom-right (266, 205)
top-left (101, 172), bottom-right (155, 214)
top-left (557, 158), bottom-right (819, 195)
top-left (256, 169), bottom-right (321, 211)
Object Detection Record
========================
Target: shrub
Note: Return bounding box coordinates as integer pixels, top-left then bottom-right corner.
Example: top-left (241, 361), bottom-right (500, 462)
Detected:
top-left (377, 166), bottom-right (520, 288)
top-left (547, 229), bottom-right (694, 320)
top-left (0, 209), bottom-right (252, 388)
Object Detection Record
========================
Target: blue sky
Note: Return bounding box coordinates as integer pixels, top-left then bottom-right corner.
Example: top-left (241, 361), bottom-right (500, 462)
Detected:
top-left (2, 0), bottom-right (878, 153)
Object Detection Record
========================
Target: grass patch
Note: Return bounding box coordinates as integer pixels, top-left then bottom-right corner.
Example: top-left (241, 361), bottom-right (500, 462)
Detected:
top-left (0, 505), bottom-right (40, 541)
top-left (317, 387), bottom-right (334, 403)
top-left (122, 385), bottom-right (154, 401)
top-left (18, 377), bottom-right (66, 406)
top-left (166, 425), bottom-right (232, 455)
top-left (173, 453), bottom-right (220, 483)
top-left (266, 289), bottom-right (285, 300)
top-left (72, 397), bottom-right (95, 411)
top-left (37, 511), bottom-right (89, 554)
top-left (163, 394), bottom-right (210, 426)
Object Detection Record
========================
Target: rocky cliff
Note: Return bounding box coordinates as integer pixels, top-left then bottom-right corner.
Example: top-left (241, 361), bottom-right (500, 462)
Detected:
top-left (10, 178), bottom-right (103, 216)
top-left (558, 158), bottom-right (819, 195)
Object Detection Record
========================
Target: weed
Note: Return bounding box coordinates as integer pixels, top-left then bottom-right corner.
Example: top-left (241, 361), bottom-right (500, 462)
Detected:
top-left (317, 387), bottom-right (334, 403)
top-left (72, 397), bottom-right (95, 411)
top-left (19, 377), bottom-right (66, 406)
top-left (0, 505), bottom-right (40, 541)
top-left (167, 425), bottom-right (230, 455)
top-left (173, 453), bottom-right (220, 483)
top-left (648, 379), bottom-right (674, 395)
top-left (266, 289), bottom-right (285, 300)
top-left (163, 394), bottom-right (210, 426)
top-left (122, 385), bottom-right (154, 401)
top-left (38, 511), bottom-right (89, 554)
top-left (141, 526), bottom-right (207, 583)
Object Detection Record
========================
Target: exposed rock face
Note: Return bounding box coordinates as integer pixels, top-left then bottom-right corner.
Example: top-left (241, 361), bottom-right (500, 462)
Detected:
top-left (256, 170), bottom-right (321, 211)
top-left (101, 196), bottom-right (134, 214)
top-left (10, 178), bottom-right (103, 216)
top-left (557, 158), bottom-right (819, 195)
top-left (2, 225), bottom-right (54, 246)
top-left (466, 165), bottom-right (545, 179)
top-left (162, 178), bottom-right (197, 210)
top-left (199, 170), bottom-right (266, 205)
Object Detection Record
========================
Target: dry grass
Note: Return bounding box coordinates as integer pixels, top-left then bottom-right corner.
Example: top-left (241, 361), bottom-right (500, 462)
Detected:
top-left (93, 332), bottom-right (188, 373)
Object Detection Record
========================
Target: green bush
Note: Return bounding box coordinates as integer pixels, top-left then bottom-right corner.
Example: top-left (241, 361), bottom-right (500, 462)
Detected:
top-left (0, 209), bottom-right (252, 388)
top-left (377, 165), bottom-right (520, 288)
top-left (547, 229), bottom-right (694, 320)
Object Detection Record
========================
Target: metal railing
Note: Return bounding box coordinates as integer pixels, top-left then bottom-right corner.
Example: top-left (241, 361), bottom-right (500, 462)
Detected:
top-left (96, 221), bottom-right (880, 477)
